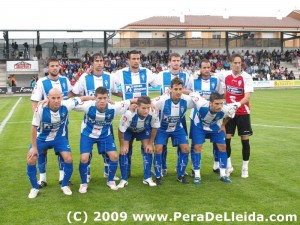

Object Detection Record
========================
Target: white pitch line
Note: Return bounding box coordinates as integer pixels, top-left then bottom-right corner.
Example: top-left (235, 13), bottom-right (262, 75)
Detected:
top-left (0, 97), bottom-right (23, 135)
top-left (252, 123), bottom-right (300, 129)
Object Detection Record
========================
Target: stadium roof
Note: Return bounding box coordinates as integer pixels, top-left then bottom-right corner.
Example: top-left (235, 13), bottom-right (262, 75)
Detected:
top-left (121, 12), bottom-right (300, 32)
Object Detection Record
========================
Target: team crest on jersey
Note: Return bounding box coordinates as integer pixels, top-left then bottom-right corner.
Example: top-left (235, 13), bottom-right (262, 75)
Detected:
top-left (62, 83), bottom-right (66, 89)
top-left (107, 114), bottom-right (111, 119)
top-left (122, 116), bottom-right (128, 122)
top-left (61, 113), bottom-right (66, 117)
top-left (141, 75), bottom-right (145, 81)
top-left (180, 106), bottom-right (185, 113)
top-left (104, 80), bottom-right (108, 87)
top-left (238, 80), bottom-right (242, 86)
top-left (212, 82), bottom-right (216, 89)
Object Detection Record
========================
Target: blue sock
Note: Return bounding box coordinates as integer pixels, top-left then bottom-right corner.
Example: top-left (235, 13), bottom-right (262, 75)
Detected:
top-left (190, 143), bottom-right (195, 170)
top-left (119, 154), bottom-right (128, 180)
top-left (27, 164), bottom-right (39, 189)
top-left (127, 146), bottom-right (132, 173)
top-left (79, 161), bottom-right (88, 184)
top-left (176, 145), bottom-right (182, 172)
top-left (57, 154), bottom-right (64, 170)
top-left (218, 151), bottom-right (228, 169)
top-left (108, 160), bottom-right (118, 182)
top-left (38, 152), bottom-right (47, 173)
top-left (191, 151), bottom-right (201, 170)
top-left (103, 153), bottom-right (110, 175)
top-left (177, 152), bottom-right (189, 177)
top-left (87, 152), bottom-right (92, 176)
top-left (162, 145), bottom-right (167, 170)
top-left (62, 162), bottom-right (73, 187)
top-left (154, 153), bottom-right (162, 178)
top-left (213, 143), bottom-right (219, 162)
top-left (142, 151), bottom-right (152, 180)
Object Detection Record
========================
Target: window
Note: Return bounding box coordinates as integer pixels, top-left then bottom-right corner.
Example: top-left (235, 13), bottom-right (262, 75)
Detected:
top-left (191, 31), bottom-right (202, 38)
top-left (212, 32), bottom-right (221, 39)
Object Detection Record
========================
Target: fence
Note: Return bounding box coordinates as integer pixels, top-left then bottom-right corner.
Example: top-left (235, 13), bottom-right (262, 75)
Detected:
top-left (0, 37), bottom-right (296, 59)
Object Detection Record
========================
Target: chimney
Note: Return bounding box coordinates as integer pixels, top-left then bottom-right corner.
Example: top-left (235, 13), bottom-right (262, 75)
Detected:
top-left (223, 8), bottom-right (229, 19)
top-left (180, 12), bottom-right (185, 23)
top-left (276, 10), bottom-right (282, 20)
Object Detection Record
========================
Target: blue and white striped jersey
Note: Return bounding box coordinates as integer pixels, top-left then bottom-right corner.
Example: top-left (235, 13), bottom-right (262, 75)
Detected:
top-left (157, 70), bottom-right (191, 94)
top-left (115, 67), bottom-right (158, 100)
top-left (119, 109), bottom-right (160, 133)
top-left (74, 100), bottom-right (131, 139)
top-left (151, 93), bottom-right (196, 132)
top-left (31, 76), bottom-right (72, 101)
top-left (187, 75), bottom-right (224, 97)
top-left (72, 72), bottom-right (118, 97)
top-left (32, 98), bottom-right (81, 141)
top-left (191, 98), bottom-right (236, 132)
top-left (187, 75), bottom-right (224, 120)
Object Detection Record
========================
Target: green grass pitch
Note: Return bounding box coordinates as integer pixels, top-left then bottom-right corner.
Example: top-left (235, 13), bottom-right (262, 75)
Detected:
top-left (0, 89), bottom-right (299, 225)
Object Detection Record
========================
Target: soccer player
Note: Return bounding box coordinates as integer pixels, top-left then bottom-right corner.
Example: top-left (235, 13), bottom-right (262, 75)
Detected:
top-left (27, 88), bottom-right (82, 198)
top-left (74, 87), bottom-right (136, 193)
top-left (156, 52), bottom-right (192, 176)
top-left (118, 96), bottom-right (160, 188)
top-left (151, 77), bottom-right (199, 185)
top-left (114, 50), bottom-right (158, 177)
top-left (189, 92), bottom-right (237, 184)
top-left (72, 53), bottom-right (121, 182)
top-left (31, 57), bottom-right (72, 187)
top-left (186, 59), bottom-right (224, 177)
top-left (224, 53), bottom-right (254, 178)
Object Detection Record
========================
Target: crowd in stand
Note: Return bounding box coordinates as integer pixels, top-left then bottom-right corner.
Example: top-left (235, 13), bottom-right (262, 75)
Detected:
top-left (42, 48), bottom-right (300, 84)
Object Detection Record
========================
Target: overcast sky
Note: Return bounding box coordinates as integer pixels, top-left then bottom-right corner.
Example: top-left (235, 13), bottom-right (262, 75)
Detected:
top-left (1, 0), bottom-right (299, 38)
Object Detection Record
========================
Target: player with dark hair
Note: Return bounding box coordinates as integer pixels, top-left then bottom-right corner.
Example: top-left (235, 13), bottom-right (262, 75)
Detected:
top-left (152, 77), bottom-right (199, 185)
top-left (75, 87), bottom-right (136, 193)
top-left (189, 92), bottom-right (237, 184)
top-left (118, 96), bottom-right (160, 188)
top-left (114, 50), bottom-right (158, 177)
top-left (31, 57), bottom-right (73, 188)
top-left (72, 53), bottom-right (121, 182)
top-left (224, 53), bottom-right (254, 178)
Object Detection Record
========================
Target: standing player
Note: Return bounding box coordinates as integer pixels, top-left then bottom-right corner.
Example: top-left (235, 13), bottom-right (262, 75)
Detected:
top-left (189, 92), bottom-right (237, 184)
top-left (72, 53), bottom-right (120, 182)
top-left (74, 87), bottom-right (136, 193)
top-left (27, 88), bottom-right (83, 198)
top-left (187, 59), bottom-right (224, 178)
top-left (118, 96), bottom-right (159, 188)
top-left (31, 57), bottom-right (72, 187)
top-left (114, 50), bottom-right (158, 177)
top-left (156, 52), bottom-right (192, 176)
top-left (152, 77), bottom-right (199, 185)
top-left (224, 53), bottom-right (254, 178)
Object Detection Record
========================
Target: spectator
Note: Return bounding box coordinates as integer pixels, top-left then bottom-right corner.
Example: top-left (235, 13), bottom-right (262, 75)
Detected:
top-left (10, 75), bottom-right (17, 86)
top-left (73, 42), bottom-right (78, 57)
top-left (30, 76), bottom-right (37, 88)
top-left (288, 70), bottom-right (295, 80)
top-left (7, 75), bottom-right (12, 87)
top-left (35, 44), bottom-right (42, 60)
top-left (62, 42), bottom-right (68, 58)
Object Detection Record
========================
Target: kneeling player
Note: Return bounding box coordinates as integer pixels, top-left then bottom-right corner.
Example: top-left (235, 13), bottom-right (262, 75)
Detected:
top-left (118, 96), bottom-right (160, 188)
top-left (190, 92), bottom-right (237, 184)
top-left (27, 88), bottom-right (82, 198)
top-left (75, 87), bottom-right (135, 193)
